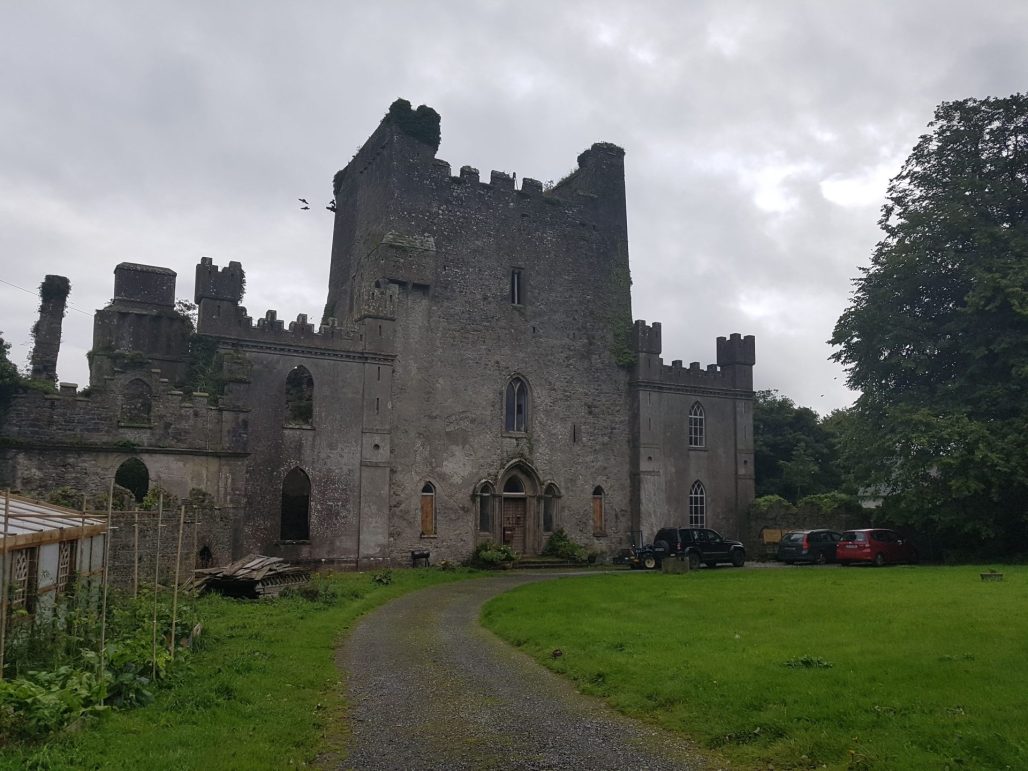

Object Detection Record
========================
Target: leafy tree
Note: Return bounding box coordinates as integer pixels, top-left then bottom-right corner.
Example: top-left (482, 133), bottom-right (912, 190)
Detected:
top-left (0, 332), bottom-right (23, 409)
top-left (830, 95), bottom-right (1028, 547)
top-left (753, 389), bottom-right (841, 501)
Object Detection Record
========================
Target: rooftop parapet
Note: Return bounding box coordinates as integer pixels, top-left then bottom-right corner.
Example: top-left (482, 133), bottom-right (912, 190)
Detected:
top-left (634, 329), bottom-right (755, 393)
top-left (633, 320), bottom-right (662, 355)
top-left (194, 260), bottom-right (363, 351)
top-left (113, 263), bottom-right (176, 308)
top-left (716, 333), bottom-right (756, 367)
top-left (195, 257), bottom-right (245, 304)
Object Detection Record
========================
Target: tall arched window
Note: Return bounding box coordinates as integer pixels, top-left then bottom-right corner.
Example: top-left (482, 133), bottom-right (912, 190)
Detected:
top-left (504, 376), bottom-right (529, 432)
top-left (688, 402), bottom-right (705, 447)
top-left (420, 482), bottom-right (436, 536)
top-left (285, 366), bottom-right (314, 426)
top-left (114, 457), bottom-right (149, 503)
top-left (281, 467), bottom-right (311, 540)
top-left (542, 483), bottom-right (560, 533)
top-left (121, 379), bottom-right (153, 424)
top-left (592, 486), bottom-right (605, 535)
top-left (477, 482), bottom-right (494, 533)
top-left (689, 480), bottom-right (706, 527)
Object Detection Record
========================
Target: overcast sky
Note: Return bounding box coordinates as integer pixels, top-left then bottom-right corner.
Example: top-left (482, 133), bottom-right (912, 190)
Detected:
top-left (2, 1), bottom-right (1026, 413)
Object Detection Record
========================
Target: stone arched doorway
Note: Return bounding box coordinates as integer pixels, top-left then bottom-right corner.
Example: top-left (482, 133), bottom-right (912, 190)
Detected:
top-left (499, 465), bottom-right (541, 556)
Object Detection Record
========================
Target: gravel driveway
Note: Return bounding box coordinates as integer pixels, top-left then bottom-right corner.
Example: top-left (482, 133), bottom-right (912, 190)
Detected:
top-left (339, 572), bottom-right (709, 770)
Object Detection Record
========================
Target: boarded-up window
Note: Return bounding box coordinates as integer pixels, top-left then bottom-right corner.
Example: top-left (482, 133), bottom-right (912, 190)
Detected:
top-left (420, 483), bottom-right (436, 536)
top-left (592, 486), bottom-right (605, 535)
top-left (281, 468), bottom-right (311, 540)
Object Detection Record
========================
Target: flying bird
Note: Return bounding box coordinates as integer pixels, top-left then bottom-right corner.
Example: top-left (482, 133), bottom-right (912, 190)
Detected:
top-left (326, 199), bottom-right (337, 212)
top-left (300, 205), bottom-right (310, 211)
top-left (298, 198), bottom-right (309, 205)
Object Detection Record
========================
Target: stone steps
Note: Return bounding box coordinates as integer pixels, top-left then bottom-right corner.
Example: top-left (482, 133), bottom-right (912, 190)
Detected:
top-left (513, 559), bottom-right (585, 570)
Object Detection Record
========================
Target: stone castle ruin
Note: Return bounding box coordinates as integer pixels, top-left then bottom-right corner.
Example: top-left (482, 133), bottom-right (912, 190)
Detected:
top-left (0, 100), bottom-right (755, 568)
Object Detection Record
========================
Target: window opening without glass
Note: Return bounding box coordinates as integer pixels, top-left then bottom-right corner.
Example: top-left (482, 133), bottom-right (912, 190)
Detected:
top-left (281, 467), bottom-right (311, 540)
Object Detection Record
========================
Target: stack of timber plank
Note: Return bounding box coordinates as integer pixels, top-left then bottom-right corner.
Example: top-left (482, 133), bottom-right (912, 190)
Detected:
top-left (189, 554), bottom-right (310, 598)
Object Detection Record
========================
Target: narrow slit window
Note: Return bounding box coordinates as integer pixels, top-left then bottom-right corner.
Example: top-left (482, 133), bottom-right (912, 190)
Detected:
top-left (510, 269), bottom-right (523, 305)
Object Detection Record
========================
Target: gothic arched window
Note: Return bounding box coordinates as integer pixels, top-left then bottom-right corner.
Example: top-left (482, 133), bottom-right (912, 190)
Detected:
top-left (281, 467), bottom-right (311, 540)
top-left (689, 480), bottom-right (706, 527)
top-left (114, 457), bottom-right (149, 503)
top-left (504, 376), bottom-right (529, 432)
top-left (542, 483), bottom-right (560, 533)
top-left (285, 366), bottom-right (314, 426)
top-left (477, 482), bottom-right (494, 533)
top-left (420, 482), bottom-right (436, 536)
top-left (688, 402), bottom-right (705, 448)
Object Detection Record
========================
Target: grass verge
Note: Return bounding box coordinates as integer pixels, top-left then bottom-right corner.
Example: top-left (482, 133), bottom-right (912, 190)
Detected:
top-left (482, 565), bottom-right (1027, 769)
top-left (0, 568), bottom-right (476, 770)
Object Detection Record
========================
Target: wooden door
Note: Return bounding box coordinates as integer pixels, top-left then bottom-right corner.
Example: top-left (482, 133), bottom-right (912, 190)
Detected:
top-left (502, 497), bottom-right (527, 554)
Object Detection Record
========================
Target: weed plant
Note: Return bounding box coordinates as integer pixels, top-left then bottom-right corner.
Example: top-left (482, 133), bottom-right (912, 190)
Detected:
top-left (0, 567), bottom-right (476, 769)
top-left (482, 565), bottom-right (1028, 770)
top-left (1, 584), bottom-right (202, 742)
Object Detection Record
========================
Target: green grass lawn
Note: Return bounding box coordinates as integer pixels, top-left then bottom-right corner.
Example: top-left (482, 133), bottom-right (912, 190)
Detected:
top-left (0, 568), bottom-right (476, 770)
top-left (482, 565), bottom-right (1027, 770)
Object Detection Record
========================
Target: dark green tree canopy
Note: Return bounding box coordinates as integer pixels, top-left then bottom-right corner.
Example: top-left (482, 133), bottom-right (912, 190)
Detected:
top-left (753, 389), bottom-right (842, 501)
top-left (830, 95), bottom-right (1028, 544)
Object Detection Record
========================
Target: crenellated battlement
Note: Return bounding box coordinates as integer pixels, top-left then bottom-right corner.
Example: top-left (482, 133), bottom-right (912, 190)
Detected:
top-left (195, 257), bottom-right (245, 303)
top-left (633, 320), bottom-right (663, 354)
top-left (633, 322), bottom-right (755, 393)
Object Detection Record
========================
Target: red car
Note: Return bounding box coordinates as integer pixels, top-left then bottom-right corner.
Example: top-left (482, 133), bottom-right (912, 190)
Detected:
top-left (837, 529), bottom-right (918, 566)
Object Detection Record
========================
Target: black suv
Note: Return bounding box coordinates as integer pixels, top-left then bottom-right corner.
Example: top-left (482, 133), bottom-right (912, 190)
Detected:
top-left (631, 528), bottom-right (746, 570)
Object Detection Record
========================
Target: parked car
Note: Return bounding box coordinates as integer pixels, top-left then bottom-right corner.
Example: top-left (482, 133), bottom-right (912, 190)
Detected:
top-left (777, 529), bottom-right (842, 564)
top-left (836, 529), bottom-right (918, 566)
top-left (630, 527), bottom-right (746, 569)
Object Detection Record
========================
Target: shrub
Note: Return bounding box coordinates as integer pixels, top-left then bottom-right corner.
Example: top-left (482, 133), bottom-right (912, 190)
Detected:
top-left (371, 569), bottom-right (393, 585)
top-left (541, 529), bottom-right (590, 563)
top-left (472, 541), bottom-right (518, 568)
top-left (749, 495), bottom-right (796, 517)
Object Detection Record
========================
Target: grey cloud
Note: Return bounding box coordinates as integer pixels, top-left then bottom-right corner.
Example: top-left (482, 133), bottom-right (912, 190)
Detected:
top-left (2, 0), bottom-right (1026, 412)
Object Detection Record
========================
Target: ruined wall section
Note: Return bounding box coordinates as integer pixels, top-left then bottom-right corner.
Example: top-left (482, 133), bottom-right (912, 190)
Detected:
top-left (89, 263), bottom-right (191, 386)
top-left (631, 321), bottom-right (755, 544)
top-left (29, 275), bottom-right (70, 384)
top-left (330, 119), bottom-right (635, 563)
top-left (194, 258), bottom-right (397, 566)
